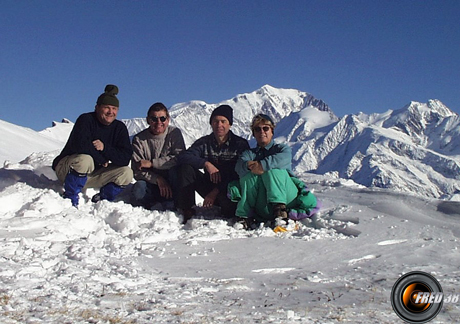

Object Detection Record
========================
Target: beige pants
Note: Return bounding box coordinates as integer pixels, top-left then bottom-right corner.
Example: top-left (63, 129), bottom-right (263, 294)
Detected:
top-left (55, 154), bottom-right (133, 189)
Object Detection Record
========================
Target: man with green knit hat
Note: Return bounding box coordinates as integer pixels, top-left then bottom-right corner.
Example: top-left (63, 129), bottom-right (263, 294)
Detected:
top-left (52, 84), bottom-right (133, 207)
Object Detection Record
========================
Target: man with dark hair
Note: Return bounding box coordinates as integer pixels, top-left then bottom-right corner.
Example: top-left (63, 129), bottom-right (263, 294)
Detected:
top-left (131, 102), bottom-right (186, 210)
top-left (176, 104), bottom-right (250, 223)
top-left (52, 84), bottom-right (133, 207)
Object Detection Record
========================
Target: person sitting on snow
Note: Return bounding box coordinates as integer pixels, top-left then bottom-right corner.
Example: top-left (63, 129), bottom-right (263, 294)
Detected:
top-left (229, 114), bottom-right (319, 229)
top-left (52, 84), bottom-right (133, 207)
top-left (176, 105), bottom-right (250, 224)
top-left (130, 102), bottom-right (186, 210)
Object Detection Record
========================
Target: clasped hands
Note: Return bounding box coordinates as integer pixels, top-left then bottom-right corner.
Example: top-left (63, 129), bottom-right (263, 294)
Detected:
top-left (247, 160), bottom-right (264, 175)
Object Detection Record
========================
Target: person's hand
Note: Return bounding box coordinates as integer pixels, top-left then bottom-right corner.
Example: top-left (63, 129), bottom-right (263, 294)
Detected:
top-left (92, 140), bottom-right (104, 151)
top-left (203, 188), bottom-right (219, 208)
top-left (139, 159), bottom-right (152, 170)
top-left (204, 161), bottom-right (221, 184)
top-left (102, 162), bottom-right (109, 168)
top-left (157, 176), bottom-right (173, 199)
top-left (247, 161), bottom-right (264, 175)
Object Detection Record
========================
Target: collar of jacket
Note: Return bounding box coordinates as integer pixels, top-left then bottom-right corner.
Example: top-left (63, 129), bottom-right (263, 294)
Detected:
top-left (255, 140), bottom-right (275, 153)
top-left (211, 130), bottom-right (234, 147)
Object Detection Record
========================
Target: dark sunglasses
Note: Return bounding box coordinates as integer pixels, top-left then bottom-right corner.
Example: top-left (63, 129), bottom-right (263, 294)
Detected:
top-left (148, 116), bottom-right (167, 123)
top-left (254, 126), bottom-right (271, 133)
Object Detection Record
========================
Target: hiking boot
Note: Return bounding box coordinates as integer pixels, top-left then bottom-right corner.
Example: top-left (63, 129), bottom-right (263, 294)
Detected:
top-left (91, 193), bottom-right (102, 203)
top-left (272, 203), bottom-right (288, 219)
top-left (92, 183), bottom-right (124, 203)
top-left (235, 217), bottom-right (257, 230)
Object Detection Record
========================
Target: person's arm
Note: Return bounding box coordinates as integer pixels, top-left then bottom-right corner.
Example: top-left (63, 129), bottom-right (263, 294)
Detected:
top-left (131, 134), bottom-right (159, 183)
top-left (235, 149), bottom-right (254, 178)
top-left (100, 123), bottom-right (133, 166)
top-left (259, 144), bottom-right (292, 171)
top-left (177, 136), bottom-right (208, 169)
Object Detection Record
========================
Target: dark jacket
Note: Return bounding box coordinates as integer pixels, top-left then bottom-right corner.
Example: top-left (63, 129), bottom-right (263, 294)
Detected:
top-left (178, 131), bottom-right (250, 192)
top-left (52, 112), bottom-right (132, 170)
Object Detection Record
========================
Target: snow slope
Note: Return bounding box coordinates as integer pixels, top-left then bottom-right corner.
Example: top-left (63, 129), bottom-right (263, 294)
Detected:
top-left (1, 150), bottom-right (460, 323)
top-left (0, 119), bottom-right (66, 165)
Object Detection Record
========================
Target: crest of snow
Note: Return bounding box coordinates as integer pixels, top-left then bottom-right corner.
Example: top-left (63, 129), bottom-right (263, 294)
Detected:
top-left (38, 118), bottom-right (74, 143)
top-left (0, 119), bottom-right (64, 165)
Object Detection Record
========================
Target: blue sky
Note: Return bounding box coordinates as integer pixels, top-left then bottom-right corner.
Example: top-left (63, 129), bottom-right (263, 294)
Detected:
top-left (1, 0), bottom-right (459, 131)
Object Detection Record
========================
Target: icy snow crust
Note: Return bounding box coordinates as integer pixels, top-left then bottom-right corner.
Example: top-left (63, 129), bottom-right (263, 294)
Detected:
top-left (1, 86), bottom-right (460, 322)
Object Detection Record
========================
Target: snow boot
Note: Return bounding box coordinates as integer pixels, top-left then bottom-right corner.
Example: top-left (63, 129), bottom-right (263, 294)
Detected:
top-left (92, 182), bottom-right (124, 203)
top-left (63, 169), bottom-right (88, 207)
top-left (272, 203), bottom-right (288, 219)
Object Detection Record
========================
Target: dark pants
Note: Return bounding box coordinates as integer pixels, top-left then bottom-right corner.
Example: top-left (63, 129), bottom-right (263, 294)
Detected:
top-left (131, 169), bottom-right (177, 209)
top-left (176, 163), bottom-right (237, 218)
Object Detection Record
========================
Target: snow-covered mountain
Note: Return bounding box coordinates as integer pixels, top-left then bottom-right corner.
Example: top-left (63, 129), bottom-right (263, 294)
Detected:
top-left (167, 84), bottom-right (336, 145)
top-left (1, 85), bottom-right (459, 199)
top-left (288, 100), bottom-right (460, 199)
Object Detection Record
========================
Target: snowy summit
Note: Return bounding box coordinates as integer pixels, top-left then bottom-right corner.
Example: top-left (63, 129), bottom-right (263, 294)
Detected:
top-left (1, 85), bottom-right (460, 323)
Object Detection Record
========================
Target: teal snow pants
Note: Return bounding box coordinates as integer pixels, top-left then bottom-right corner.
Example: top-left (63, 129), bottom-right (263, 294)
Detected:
top-left (229, 169), bottom-right (299, 222)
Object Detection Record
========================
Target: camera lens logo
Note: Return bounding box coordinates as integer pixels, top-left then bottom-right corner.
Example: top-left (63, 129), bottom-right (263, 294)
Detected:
top-left (391, 271), bottom-right (443, 323)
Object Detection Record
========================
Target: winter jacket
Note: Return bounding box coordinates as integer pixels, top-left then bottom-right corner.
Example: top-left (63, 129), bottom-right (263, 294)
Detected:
top-left (230, 140), bottom-right (318, 221)
top-left (131, 126), bottom-right (186, 184)
top-left (52, 112), bottom-right (132, 170)
top-left (235, 141), bottom-right (293, 178)
top-left (178, 131), bottom-right (250, 192)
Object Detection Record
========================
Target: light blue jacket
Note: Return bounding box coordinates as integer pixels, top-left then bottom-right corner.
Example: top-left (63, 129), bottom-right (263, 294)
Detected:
top-left (235, 141), bottom-right (293, 178)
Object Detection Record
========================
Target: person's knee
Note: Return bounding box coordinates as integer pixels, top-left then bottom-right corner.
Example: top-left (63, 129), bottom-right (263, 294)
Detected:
top-left (262, 168), bottom-right (288, 178)
top-left (115, 166), bottom-right (133, 186)
top-left (71, 154), bottom-right (95, 174)
top-left (55, 154), bottom-right (94, 182)
top-left (176, 163), bottom-right (199, 186)
top-left (131, 180), bottom-right (148, 201)
top-left (177, 163), bottom-right (195, 176)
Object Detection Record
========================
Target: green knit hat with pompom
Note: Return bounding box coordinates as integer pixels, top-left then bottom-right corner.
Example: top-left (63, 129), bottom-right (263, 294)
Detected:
top-left (96, 84), bottom-right (119, 107)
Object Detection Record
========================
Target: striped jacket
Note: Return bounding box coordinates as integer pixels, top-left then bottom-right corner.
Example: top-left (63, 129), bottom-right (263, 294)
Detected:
top-left (178, 131), bottom-right (250, 192)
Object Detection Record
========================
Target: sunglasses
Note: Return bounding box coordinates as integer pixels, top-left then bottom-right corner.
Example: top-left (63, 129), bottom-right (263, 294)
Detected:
top-left (254, 126), bottom-right (271, 133)
top-left (148, 116), bottom-right (167, 123)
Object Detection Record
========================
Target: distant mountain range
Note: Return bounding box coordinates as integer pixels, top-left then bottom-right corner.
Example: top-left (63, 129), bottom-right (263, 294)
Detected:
top-left (2, 85), bottom-right (459, 200)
